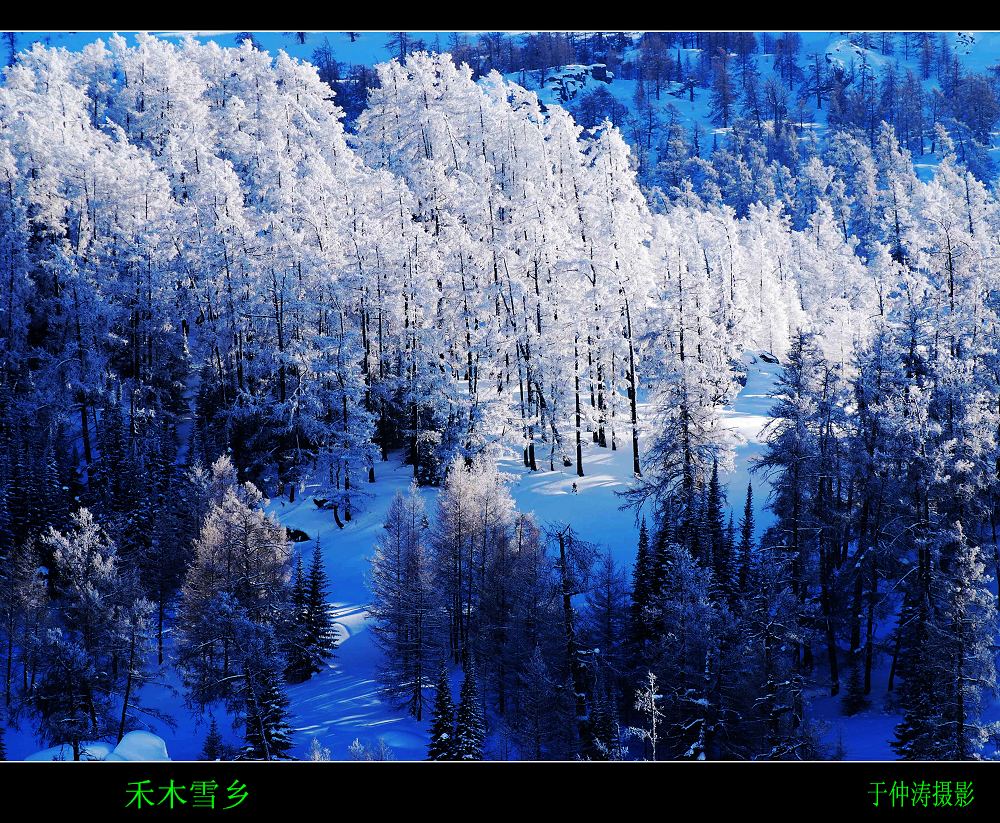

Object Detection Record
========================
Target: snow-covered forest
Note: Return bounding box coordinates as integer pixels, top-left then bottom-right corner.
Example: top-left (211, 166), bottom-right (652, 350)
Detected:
top-left (2, 30), bottom-right (1000, 762)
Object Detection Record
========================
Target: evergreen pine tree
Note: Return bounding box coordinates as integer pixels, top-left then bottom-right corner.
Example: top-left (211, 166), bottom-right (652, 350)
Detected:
top-left (304, 539), bottom-right (337, 674)
top-left (31, 631), bottom-right (106, 762)
top-left (292, 555), bottom-right (307, 623)
top-left (588, 663), bottom-right (622, 760)
top-left (742, 546), bottom-right (810, 759)
top-left (929, 525), bottom-right (998, 759)
top-left (370, 485), bottom-right (437, 720)
top-left (427, 662), bottom-right (456, 761)
top-left (454, 661), bottom-right (486, 760)
top-left (650, 515), bottom-right (672, 595)
top-left (284, 554), bottom-right (311, 683)
top-left (513, 645), bottom-right (575, 760)
top-left (841, 651), bottom-right (869, 716)
top-left (737, 482), bottom-right (755, 593)
top-left (725, 513), bottom-right (736, 588)
top-left (202, 716), bottom-right (223, 760)
top-left (891, 566), bottom-right (936, 759)
top-left (705, 459), bottom-right (729, 597)
top-left (894, 524), bottom-right (999, 759)
top-left (242, 665), bottom-right (295, 761)
top-left (176, 477), bottom-right (294, 710)
top-left (628, 517), bottom-right (653, 669)
top-left (141, 467), bottom-right (192, 666)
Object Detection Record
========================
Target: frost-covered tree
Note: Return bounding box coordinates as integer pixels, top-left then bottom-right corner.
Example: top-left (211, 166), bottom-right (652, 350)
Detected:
top-left (348, 737), bottom-right (395, 761)
top-left (32, 509), bottom-right (157, 754)
top-left (0, 537), bottom-right (47, 708)
top-left (176, 477), bottom-right (294, 727)
top-left (894, 525), bottom-right (998, 760)
top-left (369, 484), bottom-right (438, 720)
top-left (31, 631), bottom-right (106, 762)
top-left (631, 670), bottom-right (664, 761)
top-left (432, 458), bottom-right (517, 666)
top-left (584, 549), bottom-right (629, 693)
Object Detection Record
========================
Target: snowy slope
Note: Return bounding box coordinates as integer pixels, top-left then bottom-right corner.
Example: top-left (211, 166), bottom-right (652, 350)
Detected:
top-left (264, 433), bottom-right (652, 759)
top-left (720, 353), bottom-right (779, 535)
top-left (275, 355), bottom-right (777, 760)
top-left (265, 460), bottom-right (436, 761)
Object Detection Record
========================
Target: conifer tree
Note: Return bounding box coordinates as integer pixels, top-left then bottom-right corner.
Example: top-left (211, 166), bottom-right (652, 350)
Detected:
top-left (427, 662), bottom-right (456, 761)
top-left (284, 555), bottom-right (311, 683)
top-left (304, 539), bottom-right (337, 674)
top-left (704, 459), bottom-right (729, 598)
top-left (841, 652), bottom-right (869, 716)
top-left (891, 581), bottom-right (936, 759)
top-left (31, 630), bottom-right (107, 762)
top-left (1, 537), bottom-right (47, 708)
top-left (585, 549), bottom-right (629, 694)
top-left (894, 525), bottom-right (998, 759)
top-left (370, 485), bottom-right (438, 720)
top-left (176, 477), bottom-right (293, 709)
top-left (628, 517), bottom-right (653, 669)
top-left (741, 546), bottom-right (810, 759)
top-left (31, 509), bottom-right (156, 758)
top-left (513, 645), bottom-right (576, 760)
top-left (454, 661), bottom-right (486, 761)
top-left (292, 555), bottom-right (307, 624)
top-left (737, 482), bottom-right (755, 593)
top-left (588, 663), bottom-right (623, 760)
top-left (202, 716), bottom-right (224, 760)
top-left (930, 525), bottom-right (998, 759)
top-left (242, 664), bottom-right (295, 761)
top-left (650, 539), bottom-right (717, 759)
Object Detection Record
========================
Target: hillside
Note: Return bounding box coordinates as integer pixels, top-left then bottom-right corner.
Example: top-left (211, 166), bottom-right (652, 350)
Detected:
top-left (9, 31), bottom-right (1000, 176)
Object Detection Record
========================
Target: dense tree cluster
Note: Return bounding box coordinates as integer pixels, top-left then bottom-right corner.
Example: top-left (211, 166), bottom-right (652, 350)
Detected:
top-left (0, 33), bottom-right (999, 761)
top-left (370, 460), bottom-right (593, 758)
top-left (351, 32), bottom-right (1000, 197)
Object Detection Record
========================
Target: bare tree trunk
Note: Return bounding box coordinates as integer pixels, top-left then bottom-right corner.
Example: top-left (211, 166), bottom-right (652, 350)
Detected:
top-left (574, 335), bottom-right (584, 477)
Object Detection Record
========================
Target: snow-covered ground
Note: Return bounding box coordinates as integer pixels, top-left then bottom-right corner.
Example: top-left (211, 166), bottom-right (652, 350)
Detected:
top-left (26, 730), bottom-right (170, 762)
top-left (812, 659), bottom-right (901, 760)
top-left (720, 353), bottom-right (779, 536)
top-left (265, 465), bottom-right (438, 761)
